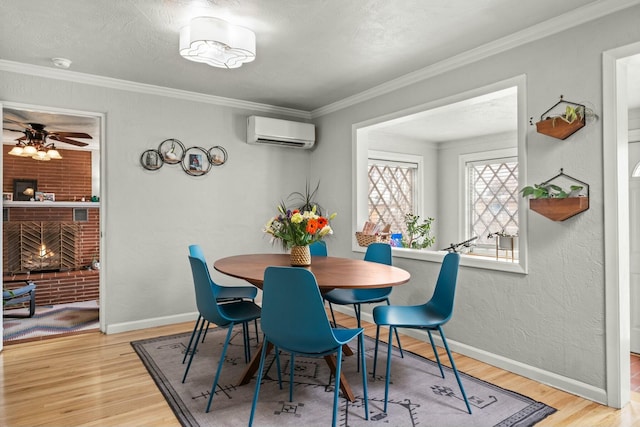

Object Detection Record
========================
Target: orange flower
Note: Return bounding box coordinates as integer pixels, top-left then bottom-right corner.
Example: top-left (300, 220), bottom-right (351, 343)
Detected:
top-left (306, 218), bottom-right (319, 234)
top-left (317, 217), bottom-right (328, 228)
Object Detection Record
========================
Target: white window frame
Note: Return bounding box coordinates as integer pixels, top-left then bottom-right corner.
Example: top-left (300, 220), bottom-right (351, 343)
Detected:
top-left (353, 76), bottom-right (528, 274)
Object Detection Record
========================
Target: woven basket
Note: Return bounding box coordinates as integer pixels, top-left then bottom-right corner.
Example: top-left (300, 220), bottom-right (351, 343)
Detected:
top-left (355, 232), bottom-right (390, 247)
top-left (290, 245), bottom-right (311, 266)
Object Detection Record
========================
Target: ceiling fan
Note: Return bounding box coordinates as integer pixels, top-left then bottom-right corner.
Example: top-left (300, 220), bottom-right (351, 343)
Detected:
top-left (3, 119), bottom-right (93, 161)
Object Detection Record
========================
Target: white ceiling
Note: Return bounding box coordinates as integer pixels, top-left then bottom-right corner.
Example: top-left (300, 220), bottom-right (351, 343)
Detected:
top-left (1, 0), bottom-right (640, 145)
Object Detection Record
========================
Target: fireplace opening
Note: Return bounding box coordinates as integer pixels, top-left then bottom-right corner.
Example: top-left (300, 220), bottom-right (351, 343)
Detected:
top-left (4, 221), bottom-right (79, 273)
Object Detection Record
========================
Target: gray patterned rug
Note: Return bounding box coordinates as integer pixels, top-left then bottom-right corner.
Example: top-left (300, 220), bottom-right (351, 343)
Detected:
top-left (132, 325), bottom-right (556, 427)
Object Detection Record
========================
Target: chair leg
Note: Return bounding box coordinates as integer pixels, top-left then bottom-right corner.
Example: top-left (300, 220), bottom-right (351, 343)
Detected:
top-left (427, 330), bottom-right (445, 378)
top-left (289, 353), bottom-right (295, 402)
top-left (201, 321), bottom-right (210, 343)
top-left (275, 347), bottom-right (283, 389)
top-left (206, 324), bottom-right (235, 413)
top-left (438, 325), bottom-right (472, 414)
top-left (242, 322), bottom-right (252, 363)
top-left (182, 317), bottom-right (207, 382)
top-left (385, 299), bottom-right (404, 358)
top-left (328, 300), bottom-right (338, 328)
top-left (249, 337), bottom-right (270, 426)
top-left (332, 347), bottom-right (343, 427)
top-left (354, 303), bottom-right (362, 372)
top-left (183, 315), bottom-right (203, 364)
top-left (383, 327), bottom-right (394, 413)
top-left (359, 330), bottom-right (369, 420)
top-left (28, 289), bottom-right (36, 317)
top-left (373, 324), bottom-right (381, 378)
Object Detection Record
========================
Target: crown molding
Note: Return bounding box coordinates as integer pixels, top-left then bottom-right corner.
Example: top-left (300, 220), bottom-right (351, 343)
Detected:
top-left (311, 0), bottom-right (640, 118)
top-left (0, 60), bottom-right (311, 120)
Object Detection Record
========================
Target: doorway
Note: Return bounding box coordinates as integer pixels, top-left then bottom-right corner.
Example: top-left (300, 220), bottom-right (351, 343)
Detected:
top-left (1, 103), bottom-right (103, 347)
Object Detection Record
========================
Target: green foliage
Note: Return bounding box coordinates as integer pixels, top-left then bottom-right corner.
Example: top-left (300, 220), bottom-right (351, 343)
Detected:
top-left (520, 183), bottom-right (583, 199)
top-left (402, 213), bottom-right (435, 249)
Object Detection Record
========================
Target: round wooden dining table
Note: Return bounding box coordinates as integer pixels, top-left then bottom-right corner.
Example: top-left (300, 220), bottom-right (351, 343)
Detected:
top-left (213, 253), bottom-right (411, 402)
top-left (213, 253), bottom-right (411, 290)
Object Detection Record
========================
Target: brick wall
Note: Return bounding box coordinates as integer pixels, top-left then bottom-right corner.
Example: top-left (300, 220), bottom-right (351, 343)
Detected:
top-left (3, 147), bottom-right (99, 305)
top-left (3, 147), bottom-right (93, 201)
top-left (4, 269), bottom-right (99, 308)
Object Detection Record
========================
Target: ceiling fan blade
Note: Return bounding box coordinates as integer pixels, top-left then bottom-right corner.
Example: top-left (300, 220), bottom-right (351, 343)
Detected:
top-left (50, 131), bottom-right (92, 139)
top-left (48, 135), bottom-right (89, 147)
top-left (4, 118), bottom-right (32, 129)
top-left (3, 127), bottom-right (25, 132)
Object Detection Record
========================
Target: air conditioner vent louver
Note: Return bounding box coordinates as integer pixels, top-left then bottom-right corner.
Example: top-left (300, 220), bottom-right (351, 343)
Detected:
top-left (247, 116), bottom-right (315, 149)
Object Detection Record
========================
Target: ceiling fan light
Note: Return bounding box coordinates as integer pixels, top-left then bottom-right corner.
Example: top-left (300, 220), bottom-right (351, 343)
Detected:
top-left (32, 150), bottom-right (51, 161)
top-left (22, 145), bottom-right (37, 155)
top-left (8, 146), bottom-right (24, 156)
top-left (47, 148), bottom-right (62, 159)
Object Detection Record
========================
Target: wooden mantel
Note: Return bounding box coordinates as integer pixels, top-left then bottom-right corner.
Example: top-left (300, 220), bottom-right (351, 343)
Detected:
top-left (3, 201), bottom-right (100, 208)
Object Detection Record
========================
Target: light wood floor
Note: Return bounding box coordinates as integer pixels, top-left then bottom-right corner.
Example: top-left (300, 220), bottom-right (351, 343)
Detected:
top-left (1, 312), bottom-right (640, 427)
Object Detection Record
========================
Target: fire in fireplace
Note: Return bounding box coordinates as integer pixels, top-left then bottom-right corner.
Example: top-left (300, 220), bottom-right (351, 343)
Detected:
top-left (4, 221), bottom-right (79, 273)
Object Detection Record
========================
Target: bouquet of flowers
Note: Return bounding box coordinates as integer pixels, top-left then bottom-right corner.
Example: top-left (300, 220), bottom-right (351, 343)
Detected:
top-left (264, 203), bottom-right (336, 250)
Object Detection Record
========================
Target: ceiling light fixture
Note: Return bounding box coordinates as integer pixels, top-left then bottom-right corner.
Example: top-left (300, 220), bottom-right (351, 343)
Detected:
top-left (179, 17), bottom-right (256, 69)
top-left (8, 135), bottom-right (63, 161)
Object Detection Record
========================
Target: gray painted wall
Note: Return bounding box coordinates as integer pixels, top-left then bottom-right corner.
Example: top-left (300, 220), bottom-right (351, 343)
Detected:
top-left (312, 5), bottom-right (640, 396)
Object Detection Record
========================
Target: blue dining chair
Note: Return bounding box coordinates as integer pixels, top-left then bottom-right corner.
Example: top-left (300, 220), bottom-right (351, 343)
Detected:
top-left (372, 252), bottom-right (471, 414)
top-left (183, 244), bottom-right (258, 367)
top-left (323, 242), bottom-right (403, 370)
top-left (183, 256), bottom-right (261, 413)
top-left (249, 266), bottom-right (369, 427)
top-left (309, 240), bottom-right (328, 256)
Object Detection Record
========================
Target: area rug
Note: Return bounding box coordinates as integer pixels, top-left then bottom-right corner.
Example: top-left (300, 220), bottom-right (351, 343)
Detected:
top-left (3, 301), bottom-right (99, 342)
top-left (132, 325), bottom-right (556, 427)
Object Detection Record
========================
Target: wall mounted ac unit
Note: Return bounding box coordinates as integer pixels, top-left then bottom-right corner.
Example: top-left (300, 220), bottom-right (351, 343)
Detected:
top-left (247, 116), bottom-right (315, 149)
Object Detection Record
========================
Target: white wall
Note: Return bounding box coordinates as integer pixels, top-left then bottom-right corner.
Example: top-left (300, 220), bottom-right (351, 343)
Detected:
top-left (0, 72), bottom-right (313, 329)
top-left (311, 5), bottom-right (640, 401)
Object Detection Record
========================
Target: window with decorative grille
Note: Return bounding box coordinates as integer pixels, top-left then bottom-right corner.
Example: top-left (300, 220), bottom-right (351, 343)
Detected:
top-left (466, 156), bottom-right (519, 255)
top-left (368, 157), bottom-right (418, 235)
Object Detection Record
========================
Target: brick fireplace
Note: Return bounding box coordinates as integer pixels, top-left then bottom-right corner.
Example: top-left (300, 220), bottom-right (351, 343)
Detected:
top-left (3, 147), bottom-right (100, 308)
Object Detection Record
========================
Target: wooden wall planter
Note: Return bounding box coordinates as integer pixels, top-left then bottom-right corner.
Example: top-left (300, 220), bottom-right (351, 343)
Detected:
top-left (535, 116), bottom-right (585, 140)
top-left (529, 197), bottom-right (589, 221)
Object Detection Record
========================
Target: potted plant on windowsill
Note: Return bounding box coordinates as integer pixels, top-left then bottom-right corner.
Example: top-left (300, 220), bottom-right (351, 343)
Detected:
top-left (520, 171), bottom-right (589, 221)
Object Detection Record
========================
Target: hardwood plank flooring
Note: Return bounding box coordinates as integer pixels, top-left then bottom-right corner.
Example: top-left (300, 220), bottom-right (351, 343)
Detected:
top-left (1, 312), bottom-right (639, 426)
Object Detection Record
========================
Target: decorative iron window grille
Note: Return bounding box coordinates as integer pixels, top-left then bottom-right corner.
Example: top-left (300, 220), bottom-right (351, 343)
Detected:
top-left (368, 159), bottom-right (417, 235)
top-left (467, 157), bottom-right (519, 249)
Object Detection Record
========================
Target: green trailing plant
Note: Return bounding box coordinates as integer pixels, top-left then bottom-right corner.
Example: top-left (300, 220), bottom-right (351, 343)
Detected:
top-left (402, 213), bottom-right (435, 249)
top-left (520, 183), bottom-right (583, 199)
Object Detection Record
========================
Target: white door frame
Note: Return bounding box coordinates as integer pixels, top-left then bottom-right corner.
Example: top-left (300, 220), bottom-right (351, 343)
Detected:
top-left (603, 42), bottom-right (640, 408)
top-left (0, 102), bottom-right (106, 348)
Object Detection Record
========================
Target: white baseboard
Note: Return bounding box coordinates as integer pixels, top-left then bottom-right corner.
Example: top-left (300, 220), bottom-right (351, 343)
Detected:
top-left (332, 305), bottom-right (608, 405)
top-left (105, 311), bottom-right (198, 334)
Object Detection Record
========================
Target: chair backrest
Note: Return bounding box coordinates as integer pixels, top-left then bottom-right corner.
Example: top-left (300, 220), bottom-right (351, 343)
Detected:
top-left (187, 255), bottom-right (232, 326)
top-left (425, 252), bottom-right (461, 323)
top-left (189, 244), bottom-right (226, 290)
top-left (364, 242), bottom-right (392, 265)
top-left (262, 266), bottom-right (338, 354)
top-left (189, 244), bottom-right (206, 263)
top-left (309, 241), bottom-right (328, 256)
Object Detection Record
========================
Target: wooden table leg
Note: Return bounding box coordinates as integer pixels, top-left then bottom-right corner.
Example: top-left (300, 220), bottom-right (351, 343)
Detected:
top-left (324, 354), bottom-right (356, 402)
top-left (238, 341), bottom-right (356, 402)
top-left (238, 341), bottom-right (273, 386)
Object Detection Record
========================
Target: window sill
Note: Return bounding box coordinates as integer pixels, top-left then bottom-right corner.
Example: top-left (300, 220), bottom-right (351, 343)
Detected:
top-left (353, 245), bottom-right (526, 274)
